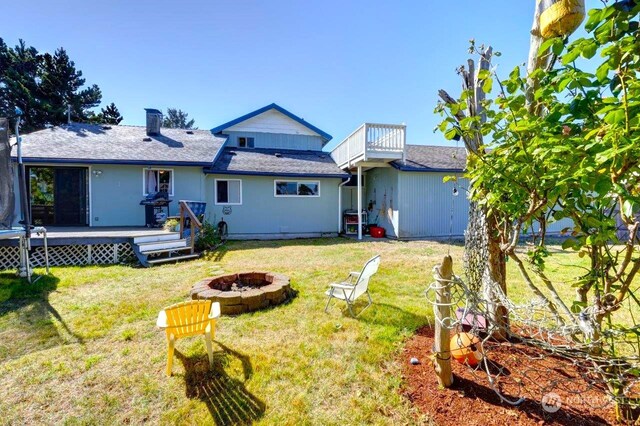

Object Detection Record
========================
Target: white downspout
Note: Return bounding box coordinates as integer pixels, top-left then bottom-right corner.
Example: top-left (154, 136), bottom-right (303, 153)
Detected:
top-left (357, 165), bottom-right (362, 240)
top-left (338, 175), bottom-right (352, 234)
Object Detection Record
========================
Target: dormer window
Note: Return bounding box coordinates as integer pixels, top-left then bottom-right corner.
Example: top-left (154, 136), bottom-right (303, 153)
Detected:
top-left (238, 137), bottom-right (255, 148)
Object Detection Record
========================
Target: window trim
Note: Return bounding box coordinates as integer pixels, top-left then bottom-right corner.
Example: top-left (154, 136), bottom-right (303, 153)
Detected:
top-left (238, 136), bottom-right (255, 148)
top-left (142, 168), bottom-right (174, 196)
top-left (215, 178), bottom-right (243, 205)
top-left (273, 180), bottom-right (321, 198)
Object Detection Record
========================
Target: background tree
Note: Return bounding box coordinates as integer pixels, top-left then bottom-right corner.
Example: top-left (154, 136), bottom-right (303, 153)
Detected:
top-left (95, 102), bottom-right (123, 125)
top-left (162, 108), bottom-right (196, 129)
top-left (0, 38), bottom-right (102, 133)
top-left (0, 39), bottom-right (41, 132)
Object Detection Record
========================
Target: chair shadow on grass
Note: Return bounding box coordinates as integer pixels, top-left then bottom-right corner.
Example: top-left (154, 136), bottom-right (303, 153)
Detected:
top-left (0, 271), bottom-right (84, 360)
top-left (175, 342), bottom-right (265, 426)
top-left (333, 300), bottom-right (428, 330)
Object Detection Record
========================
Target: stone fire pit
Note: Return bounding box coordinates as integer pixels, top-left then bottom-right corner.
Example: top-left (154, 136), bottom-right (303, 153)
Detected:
top-left (190, 272), bottom-right (293, 315)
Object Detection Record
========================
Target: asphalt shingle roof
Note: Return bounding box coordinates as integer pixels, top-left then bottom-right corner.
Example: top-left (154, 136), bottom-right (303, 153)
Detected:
top-left (392, 145), bottom-right (467, 172)
top-left (206, 147), bottom-right (349, 178)
top-left (11, 123), bottom-right (226, 166)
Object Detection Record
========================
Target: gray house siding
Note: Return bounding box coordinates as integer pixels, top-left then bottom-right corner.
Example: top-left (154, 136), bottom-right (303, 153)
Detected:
top-left (224, 131), bottom-right (324, 151)
top-left (205, 174), bottom-right (340, 239)
top-left (398, 171), bottom-right (468, 238)
top-left (364, 168), bottom-right (400, 238)
top-left (341, 187), bottom-right (358, 211)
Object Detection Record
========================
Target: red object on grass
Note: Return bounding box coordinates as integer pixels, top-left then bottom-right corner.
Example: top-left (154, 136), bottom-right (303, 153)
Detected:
top-left (369, 226), bottom-right (386, 238)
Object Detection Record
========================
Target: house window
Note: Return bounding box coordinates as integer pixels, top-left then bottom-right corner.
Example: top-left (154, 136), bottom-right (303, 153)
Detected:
top-left (238, 137), bottom-right (255, 148)
top-left (274, 180), bottom-right (320, 197)
top-left (143, 169), bottom-right (173, 196)
top-left (215, 179), bottom-right (242, 205)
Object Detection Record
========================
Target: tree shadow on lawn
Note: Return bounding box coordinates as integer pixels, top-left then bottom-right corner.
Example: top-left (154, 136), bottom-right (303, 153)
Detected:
top-left (0, 272), bottom-right (84, 361)
top-left (203, 237), bottom-right (395, 263)
top-left (175, 342), bottom-right (265, 426)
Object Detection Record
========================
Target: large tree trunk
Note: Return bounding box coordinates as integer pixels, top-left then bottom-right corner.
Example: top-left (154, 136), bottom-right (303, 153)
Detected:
top-left (0, 118), bottom-right (15, 228)
top-left (464, 201), bottom-right (508, 339)
top-left (438, 46), bottom-right (509, 339)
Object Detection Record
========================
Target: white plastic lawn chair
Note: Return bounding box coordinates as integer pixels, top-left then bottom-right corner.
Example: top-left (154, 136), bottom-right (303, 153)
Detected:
top-left (324, 255), bottom-right (381, 317)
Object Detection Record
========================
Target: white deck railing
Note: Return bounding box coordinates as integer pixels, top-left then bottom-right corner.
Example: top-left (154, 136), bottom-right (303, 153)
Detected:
top-left (331, 123), bottom-right (406, 169)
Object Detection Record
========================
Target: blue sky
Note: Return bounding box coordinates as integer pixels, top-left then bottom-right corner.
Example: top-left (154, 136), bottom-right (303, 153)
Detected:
top-left (4, 0), bottom-right (599, 149)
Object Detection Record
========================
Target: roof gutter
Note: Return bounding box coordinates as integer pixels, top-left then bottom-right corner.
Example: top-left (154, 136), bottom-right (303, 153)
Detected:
top-left (12, 157), bottom-right (213, 167)
top-left (389, 162), bottom-right (465, 173)
top-left (202, 169), bottom-right (349, 179)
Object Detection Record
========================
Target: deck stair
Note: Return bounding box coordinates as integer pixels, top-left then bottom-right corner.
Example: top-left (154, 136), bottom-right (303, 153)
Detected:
top-left (132, 232), bottom-right (199, 267)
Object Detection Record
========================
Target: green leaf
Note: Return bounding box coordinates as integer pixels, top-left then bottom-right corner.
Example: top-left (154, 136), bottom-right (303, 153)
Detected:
top-left (482, 78), bottom-right (493, 94)
top-left (444, 128), bottom-right (458, 141)
top-left (552, 38), bottom-right (565, 56)
top-left (581, 40), bottom-right (598, 59)
top-left (603, 109), bottom-right (625, 125)
top-left (595, 63), bottom-right (610, 82)
top-left (571, 301), bottom-right (587, 314)
top-left (538, 38), bottom-right (557, 56)
top-left (562, 48), bottom-right (581, 65)
top-left (477, 69), bottom-right (491, 80)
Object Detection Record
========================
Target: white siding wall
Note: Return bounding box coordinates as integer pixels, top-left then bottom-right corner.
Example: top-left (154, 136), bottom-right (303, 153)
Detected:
top-left (224, 131), bottom-right (324, 151)
top-left (225, 109), bottom-right (320, 136)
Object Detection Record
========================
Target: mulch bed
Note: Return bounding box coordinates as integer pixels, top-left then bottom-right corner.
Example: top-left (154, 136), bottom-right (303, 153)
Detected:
top-left (400, 326), bottom-right (621, 425)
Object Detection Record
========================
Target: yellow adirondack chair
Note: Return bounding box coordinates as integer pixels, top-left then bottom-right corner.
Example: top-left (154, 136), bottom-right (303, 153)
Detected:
top-left (156, 300), bottom-right (221, 376)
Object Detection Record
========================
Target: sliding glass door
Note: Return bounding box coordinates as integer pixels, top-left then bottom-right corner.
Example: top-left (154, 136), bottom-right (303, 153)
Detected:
top-left (28, 166), bottom-right (88, 226)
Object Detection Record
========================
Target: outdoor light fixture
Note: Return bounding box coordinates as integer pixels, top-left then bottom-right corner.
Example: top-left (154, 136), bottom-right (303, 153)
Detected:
top-left (92, 170), bottom-right (103, 177)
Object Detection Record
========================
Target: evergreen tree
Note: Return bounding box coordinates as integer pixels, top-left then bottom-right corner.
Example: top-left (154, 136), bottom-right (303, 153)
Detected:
top-left (162, 108), bottom-right (196, 129)
top-left (0, 39), bottom-right (41, 132)
top-left (0, 38), bottom-right (102, 132)
top-left (38, 48), bottom-right (101, 125)
top-left (96, 102), bottom-right (123, 125)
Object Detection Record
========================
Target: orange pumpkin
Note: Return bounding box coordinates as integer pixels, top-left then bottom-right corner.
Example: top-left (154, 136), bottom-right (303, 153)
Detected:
top-left (450, 332), bottom-right (484, 366)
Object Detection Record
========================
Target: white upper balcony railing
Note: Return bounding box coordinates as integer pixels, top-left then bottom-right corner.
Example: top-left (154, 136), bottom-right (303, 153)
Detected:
top-left (330, 123), bottom-right (406, 169)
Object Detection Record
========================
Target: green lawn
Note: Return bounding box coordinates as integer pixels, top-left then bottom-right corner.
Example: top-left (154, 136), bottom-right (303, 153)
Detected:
top-left (0, 239), bottom-right (633, 424)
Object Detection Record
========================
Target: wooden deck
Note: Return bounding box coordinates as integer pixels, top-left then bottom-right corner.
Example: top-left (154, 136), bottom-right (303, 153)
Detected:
top-left (0, 227), bottom-right (170, 247)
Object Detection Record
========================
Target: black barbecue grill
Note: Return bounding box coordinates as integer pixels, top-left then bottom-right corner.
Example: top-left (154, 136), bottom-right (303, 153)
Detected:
top-left (140, 191), bottom-right (172, 227)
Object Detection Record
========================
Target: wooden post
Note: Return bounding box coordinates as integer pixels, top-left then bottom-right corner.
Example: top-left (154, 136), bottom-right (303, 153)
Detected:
top-left (0, 118), bottom-right (15, 227)
top-left (190, 220), bottom-right (195, 254)
top-left (433, 255), bottom-right (454, 388)
top-left (179, 202), bottom-right (185, 240)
